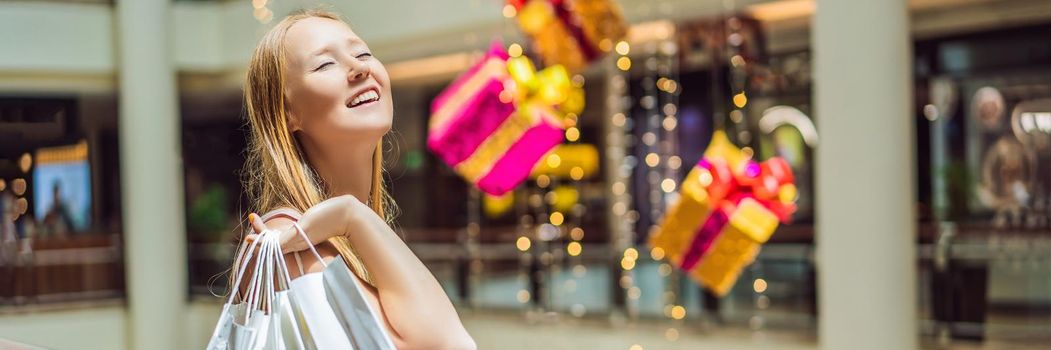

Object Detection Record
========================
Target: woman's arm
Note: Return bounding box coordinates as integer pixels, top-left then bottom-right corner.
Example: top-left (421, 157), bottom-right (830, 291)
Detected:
top-left (248, 196), bottom-right (476, 350)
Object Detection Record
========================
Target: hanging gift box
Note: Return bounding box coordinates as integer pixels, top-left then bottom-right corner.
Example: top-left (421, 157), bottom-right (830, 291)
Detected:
top-left (649, 131), bottom-right (798, 296)
top-left (512, 0), bottom-right (628, 72)
top-left (428, 43), bottom-right (566, 196)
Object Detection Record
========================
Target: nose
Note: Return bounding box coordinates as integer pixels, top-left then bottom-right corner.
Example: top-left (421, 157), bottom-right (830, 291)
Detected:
top-left (347, 60), bottom-right (371, 82)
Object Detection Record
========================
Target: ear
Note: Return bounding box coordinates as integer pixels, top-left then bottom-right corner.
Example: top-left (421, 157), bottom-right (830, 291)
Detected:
top-left (283, 91), bottom-right (303, 132)
top-left (286, 109), bottom-right (303, 132)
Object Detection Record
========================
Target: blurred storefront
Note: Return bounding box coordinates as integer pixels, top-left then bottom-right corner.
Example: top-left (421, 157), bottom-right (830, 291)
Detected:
top-left (1, 0), bottom-right (1051, 349)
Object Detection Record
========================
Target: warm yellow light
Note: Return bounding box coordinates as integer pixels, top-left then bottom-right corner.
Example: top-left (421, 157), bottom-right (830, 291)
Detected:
top-left (621, 257), bottom-right (636, 270)
top-left (570, 227), bottom-right (584, 240)
top-left (599, 38), bottom-right (613, 52)
top-left (668, 156), bottom-right (682, 170)
top-left (642, 132), bottom-right (656, 146)
top-left (252, 0), bottom-right (267, 9)
top-left (567, 241), bottom-right (582, 256)
top-left (508, 43), bottom-right (523, 58)
top-left (658, 263), bottom-right (672, 276)
top-left (14, 198), bottom-right (27, 215)
top-left (662, 80), bottom-right (678, 93)
top-left (569, 166), bottom-right (584, 181)
top-left (617, 57), bottom-right (632, 71)
top-left (730, 54), bottom-right (746, 67)
top-left (664, 103), bottom-right (678, 116)
top-left (671, 305), bottom-right (686, 320)
top-left (572, 74), bottom-right (586, 87)
top-left (628, 20), bottom-right (676, 44)
top-left (18, 153), bottom-right (32, 173)
top-left (733, 92), bottom-right (748, 108)
top-left (615, 41), bottom-right (630, 55)
top-left (550, 212), bottom-right (565, 226)
top-left (612, 202), bottom-right (627, 216)
top-left (516, 236), bottom-right (532, 251)
top-left (661, 179), bottom-right (676, 193)
top-left (545, 191), bottom-right (559, 205)
top-left (11, 178), bottom-right (26, 196)
top-left (547, 154), bottom-right (562, 168)
top-left (624, 247), bottom-right (639, 260)
top-left (537, 175), bottom-right (551, 188)
top-left (753, 278), bottom-right (768, 293)
top-left (517, 290), bottom-right (531, 303)
top-left (565, 127), bottom-right (580, 142)
top-left (612, 113), bottom-right (626, 127)
top-left (503, 4), bottom-right (518, 18)
top-left (746, 0), bottom-right (815, 22)
top-left (650, 247), bottom-right (665, 260)
top-left (645, 153), bottom-right (660, 167)
top-left (657, 78), bottom-right (678, 93)
top-left (563, 114), bottom-right (578, 128)
top-left (629, 345), bottom-right (643, 350)
top-left (612, 182), bottom-right (626, 195)
top-left (741, 147), bottom-right (754, 159)
top-left (699, 170), bottom-right (713, 187)
top-left (0, 179), bottom-right (5, 192)
top-left (662, 117), bottom-right (677, 131)
top-left (730, 109), bottom-right (744, 123)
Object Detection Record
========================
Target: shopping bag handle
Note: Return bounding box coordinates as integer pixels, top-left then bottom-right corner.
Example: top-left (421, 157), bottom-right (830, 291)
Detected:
top-left (292, 222), bottom-right (327, 268)
top-left (226, 231), bottom-right (265, 305)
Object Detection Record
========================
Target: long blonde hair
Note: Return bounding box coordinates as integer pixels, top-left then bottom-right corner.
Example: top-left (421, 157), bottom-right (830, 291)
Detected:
top-left (240, 8), bottom-right (394, 286)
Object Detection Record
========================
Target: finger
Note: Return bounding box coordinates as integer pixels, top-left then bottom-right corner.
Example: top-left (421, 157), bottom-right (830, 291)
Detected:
top-left (248, 213), bottom-right (268, 233)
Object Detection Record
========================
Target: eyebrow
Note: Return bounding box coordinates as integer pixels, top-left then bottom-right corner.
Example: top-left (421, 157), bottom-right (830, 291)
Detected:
top-left (309, 37), bottom-right (366, 57)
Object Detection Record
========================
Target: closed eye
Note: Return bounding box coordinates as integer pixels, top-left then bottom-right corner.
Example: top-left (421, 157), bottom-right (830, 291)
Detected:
top-left (314, 62), bottom-right (334, 71)
top-left (356, 52), bottom-right (373, 60)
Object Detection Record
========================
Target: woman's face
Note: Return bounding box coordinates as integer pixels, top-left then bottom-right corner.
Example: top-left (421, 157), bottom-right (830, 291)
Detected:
top-left (282, 17), bottom-right (393, 152)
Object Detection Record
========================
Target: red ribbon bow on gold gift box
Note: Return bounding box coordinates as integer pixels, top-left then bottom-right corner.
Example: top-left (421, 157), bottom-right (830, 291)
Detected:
top-left (649, 131), bottom-right (797, 296)
top-left (508, 0), bottom-right (627, 72)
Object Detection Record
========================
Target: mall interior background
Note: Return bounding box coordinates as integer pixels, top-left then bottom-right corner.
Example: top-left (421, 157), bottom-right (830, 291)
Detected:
top-left (1, 0), bottom-right (1051, 349)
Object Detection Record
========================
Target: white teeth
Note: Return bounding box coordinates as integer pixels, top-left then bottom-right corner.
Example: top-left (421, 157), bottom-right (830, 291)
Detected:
top-left (350, 90), bottom-right (379, 107)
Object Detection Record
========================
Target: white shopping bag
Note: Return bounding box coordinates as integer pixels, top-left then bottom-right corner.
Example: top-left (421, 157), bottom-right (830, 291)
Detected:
top-left (208, 220), bottom-right (396, 350)
top-left (287, 222), bottom-right (395, 350)
top-left (324, 257), bottom-right (396, 350)
top-left (208, 231), bottom-right (295, 350)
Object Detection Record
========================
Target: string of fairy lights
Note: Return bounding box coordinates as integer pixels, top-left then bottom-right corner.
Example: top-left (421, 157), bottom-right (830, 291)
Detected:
top-left (721, 0), bottom-right (771, 333)
top-left (2, 154), bottom-right (32, 223)
top-left (608, 36), bottom-right (638, 323)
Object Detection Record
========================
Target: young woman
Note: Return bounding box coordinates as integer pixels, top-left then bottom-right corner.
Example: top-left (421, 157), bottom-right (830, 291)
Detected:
top-left (236, 8), bottom-right (475, 350)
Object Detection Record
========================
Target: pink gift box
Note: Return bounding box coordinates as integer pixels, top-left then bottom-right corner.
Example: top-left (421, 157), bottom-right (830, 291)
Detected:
top-left (428, 42), bottom-right (565, 196)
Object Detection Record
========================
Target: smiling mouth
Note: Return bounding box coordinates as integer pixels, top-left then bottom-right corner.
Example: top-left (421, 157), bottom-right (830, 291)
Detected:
top-left (348, 88), bottom-right (380, 108)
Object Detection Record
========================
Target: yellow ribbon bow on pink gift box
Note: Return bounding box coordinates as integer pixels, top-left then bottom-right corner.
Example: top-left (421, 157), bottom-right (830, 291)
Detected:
top-left (506, 56), bottom-right (585, 125)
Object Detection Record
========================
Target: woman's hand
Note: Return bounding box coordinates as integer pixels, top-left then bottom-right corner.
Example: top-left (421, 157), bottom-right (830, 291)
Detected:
top-left (245, 194), bottom-right (367, 253)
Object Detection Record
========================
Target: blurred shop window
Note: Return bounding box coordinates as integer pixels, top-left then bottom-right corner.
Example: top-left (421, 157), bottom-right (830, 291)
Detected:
top-left (917, 24), bottom-right (1051, 344)
top-left (0, 96), bottom-right (125, 307)
top-left (180, 106), bottom-right (249, 296)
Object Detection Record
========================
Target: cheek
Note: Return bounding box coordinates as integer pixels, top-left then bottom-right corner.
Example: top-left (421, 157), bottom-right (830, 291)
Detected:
top-left (290, 77), bottom-right (345, 124)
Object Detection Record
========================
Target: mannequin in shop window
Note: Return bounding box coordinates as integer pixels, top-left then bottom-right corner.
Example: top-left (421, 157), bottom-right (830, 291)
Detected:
top-left (42, 182), bottom-right (75, 237)
top-left (230, 8), bottom-right (475, 350)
